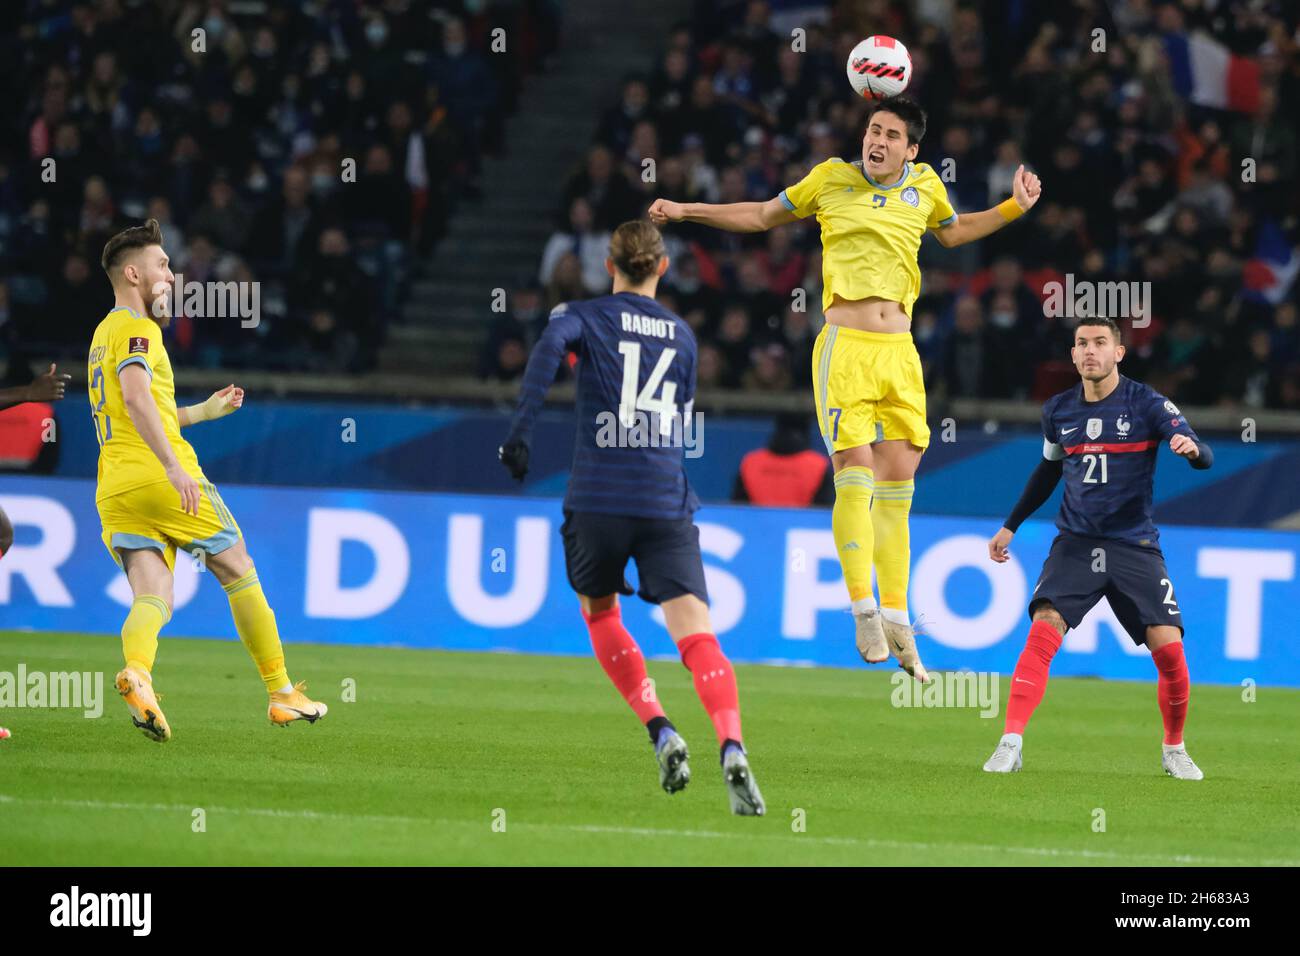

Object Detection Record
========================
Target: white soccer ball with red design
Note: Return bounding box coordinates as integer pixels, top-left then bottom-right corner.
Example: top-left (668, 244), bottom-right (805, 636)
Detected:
top-left (846, 35), bottom-right (912, 100)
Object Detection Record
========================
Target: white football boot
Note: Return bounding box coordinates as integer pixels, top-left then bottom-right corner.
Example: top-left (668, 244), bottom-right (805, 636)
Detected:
top-left (722, 746), bottom-right (766, 816)
top-left (1161, 744), bottom-right (1204, 780)
top-left (855, 608), bottom-right (888, 663)
top-left (983, 733), bottom-right (1023, 773)
top-left (883, 618), bottom-right (929, 683)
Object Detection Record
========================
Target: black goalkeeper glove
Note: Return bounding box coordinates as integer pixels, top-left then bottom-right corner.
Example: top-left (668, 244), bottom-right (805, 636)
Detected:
top-left (498, 438), bottom-right (530, 482)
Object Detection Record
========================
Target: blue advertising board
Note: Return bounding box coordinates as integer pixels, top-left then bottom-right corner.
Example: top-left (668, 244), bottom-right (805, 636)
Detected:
top-left (2, 477), bottom-right (1297, 686)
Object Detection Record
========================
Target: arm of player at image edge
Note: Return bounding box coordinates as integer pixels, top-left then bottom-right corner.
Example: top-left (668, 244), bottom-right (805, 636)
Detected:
top-left (177, 384), bottom-right (243, 427)
top-left (648, 194), bottom-right (797, 233)
top-left (0, 363), bottom-right (73, 411)
top-left (989, 440), bottom-right (1065, 563)
top-left (933, 164), bottom-right (1043, 249)
top-left (119, 363), bottom-right (201, 515)
top-left (498, 306), bottom-right (585, 481)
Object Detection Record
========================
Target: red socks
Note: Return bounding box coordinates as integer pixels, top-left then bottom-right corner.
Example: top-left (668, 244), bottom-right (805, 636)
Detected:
top-left (584, 609), bottom-right (744, 749)
top-left (1004, 619), bottom-right (1064, 735)
top-left (583, 606), bottom-right (666, 725)
top-left (1152, 641), bottom-right (1190, 745)
top-left (678, 632), bottom-right (743, 746)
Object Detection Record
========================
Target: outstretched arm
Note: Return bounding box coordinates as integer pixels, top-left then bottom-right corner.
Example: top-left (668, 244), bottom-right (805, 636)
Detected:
top-left (648, 195), bottom-right (796, 233)
top-left (499, 307), bottom-right (584, 480)
top-left (0, 363), bottom-right (71, 411)
top-left (934, 164), bottom-right (1042, 249)
top-left (989, 456), bottom-right (1064, 562)
top-left (178, 384), bottom-right (243, 427)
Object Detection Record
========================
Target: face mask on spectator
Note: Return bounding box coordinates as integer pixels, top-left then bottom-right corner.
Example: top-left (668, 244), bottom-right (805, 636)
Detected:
top-left (367, 22), bottom-right (388, 46)
top-left (311, 173), bottom-right (335, 195)
top-left (990, 310), bottom-right (1016, 329)
top-left (204, 15), bottom-right (226, 40)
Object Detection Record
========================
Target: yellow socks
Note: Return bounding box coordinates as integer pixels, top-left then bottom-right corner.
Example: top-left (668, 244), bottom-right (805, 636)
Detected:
top-left (872, 479), bottom-right (915, 619)
top-left (122, 595), bottom-right (170, 673)
top-left (223, 568), bottom-right (290, 692)
top-left (832, 466), bottom-right (875, 603)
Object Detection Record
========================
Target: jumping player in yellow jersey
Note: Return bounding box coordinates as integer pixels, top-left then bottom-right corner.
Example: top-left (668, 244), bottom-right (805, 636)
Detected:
top-left (650, 96), bottom-right (1042, 681)
top-left (89, 219), bottom-right (326, 741)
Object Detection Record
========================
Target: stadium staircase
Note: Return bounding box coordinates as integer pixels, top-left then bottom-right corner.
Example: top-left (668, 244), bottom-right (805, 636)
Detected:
top-left (379, 0), bottom-right (693, 377)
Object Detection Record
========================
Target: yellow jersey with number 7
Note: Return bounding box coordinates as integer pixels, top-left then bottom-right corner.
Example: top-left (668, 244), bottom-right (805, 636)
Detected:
top-left (87, 307), bottom-right (204, 502)
top-left (779, 157), bottom-right (955, 315)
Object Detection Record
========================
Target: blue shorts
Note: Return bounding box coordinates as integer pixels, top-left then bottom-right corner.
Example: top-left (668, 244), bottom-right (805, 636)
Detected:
top-left (1028, 531), bottom-right (1184, 645)
top-left (560, 509), bottom-right (709, 605)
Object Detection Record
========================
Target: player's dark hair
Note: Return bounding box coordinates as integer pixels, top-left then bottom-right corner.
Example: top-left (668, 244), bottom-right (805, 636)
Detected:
top-left (610, 220), bottom-right (665, 283)
top-left (1073, 316), bottom-right (1123, 345)
top-left (101, 218), bottom-right (164, 277)
top-left (867, 95), bottom-right (927, 145)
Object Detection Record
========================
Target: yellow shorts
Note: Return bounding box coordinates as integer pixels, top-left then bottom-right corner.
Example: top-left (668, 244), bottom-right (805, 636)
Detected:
top-left (97, 478), bottom-right (242, 573)
top-left (811, 325), bottom-right (930, 454)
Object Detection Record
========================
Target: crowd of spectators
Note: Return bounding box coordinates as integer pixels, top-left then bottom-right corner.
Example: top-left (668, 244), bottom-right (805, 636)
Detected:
top-left (483, 0), bottom-right (1300, 412)
top-left (1, 0), bottom-right (556, 381)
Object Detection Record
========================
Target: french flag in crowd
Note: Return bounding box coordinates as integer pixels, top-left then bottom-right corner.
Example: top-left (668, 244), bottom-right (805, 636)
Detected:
top-left (1164, 31), bottom-right (1261, 112)
top-left (1243, 220), bottom-right (1299, 305)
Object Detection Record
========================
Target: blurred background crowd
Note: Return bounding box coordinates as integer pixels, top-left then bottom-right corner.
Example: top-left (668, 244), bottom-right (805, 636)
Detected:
top-left (481, 0), bottom-right (1300, 411)
top-left (1, 0), bottom-right (1297, 412)
top-left (1, 0), bottom-right (556, 377)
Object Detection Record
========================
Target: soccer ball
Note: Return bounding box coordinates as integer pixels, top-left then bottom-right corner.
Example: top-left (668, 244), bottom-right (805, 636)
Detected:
top-left (846, 35), bottom-right (912, 100)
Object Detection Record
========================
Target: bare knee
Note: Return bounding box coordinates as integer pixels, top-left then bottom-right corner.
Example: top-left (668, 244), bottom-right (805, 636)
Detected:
top-left (1031, 603), bottom-right (1067, 636)
top-left (661, 593), bottom-right (712, 642)
top-left (832, 444), bottom-right (872, 473)
top-left (0, 506), bottom-right (13, 556)
top-left (121, 548), bottom-right (174, 610)
top-left (579, 593), bottom-right (618, 617)
top-left (872, 439), bottom-right (924, 481)
top-left (206, 542), bottom-right (254, 585)
top-left (1146, 626), bottom-right (1182, 652)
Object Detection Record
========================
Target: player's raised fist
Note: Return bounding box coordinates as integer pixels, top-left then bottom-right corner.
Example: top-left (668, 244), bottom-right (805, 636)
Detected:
top-left (1169, 434), bottom-right (1199, 459)
top-left (217, 384), bottom-right (245, 412)
top-left (647, 199), bottom-right (685, 226)
top-left (989, 527), bottom-right (1014, 563)
top-left (1013, 165), bottom-right (1042, 212)
top-left (29, 363), bottom-right (72, 402)
top-left (499, 438), bottom-right (530, 482)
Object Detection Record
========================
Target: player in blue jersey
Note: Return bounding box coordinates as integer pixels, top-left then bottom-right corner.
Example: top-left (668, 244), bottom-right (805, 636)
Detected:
top-left (498, 220), bottom-right (765, 815)
top-left (984, 317), bottom-right (1213, 779)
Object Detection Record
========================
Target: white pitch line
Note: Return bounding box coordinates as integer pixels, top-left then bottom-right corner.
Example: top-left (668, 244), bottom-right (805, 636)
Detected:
top-left (2, 795), bottom-right (1294, 866)
top-left (0, 794), bottom-right (426, 828)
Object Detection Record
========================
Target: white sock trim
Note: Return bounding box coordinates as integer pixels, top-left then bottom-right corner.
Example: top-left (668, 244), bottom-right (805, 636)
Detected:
top-left (1162, 741), bottom-right (1186, 753)
top-left (880, 607), bottom-right (910, 626)
top-left (1002, 732), bottom-right (1023, 747)
top-left (851, 596), bottom-right (879, 616)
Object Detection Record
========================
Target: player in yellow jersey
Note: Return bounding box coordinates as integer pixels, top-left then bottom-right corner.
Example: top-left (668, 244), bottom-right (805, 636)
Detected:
top-left (89, 219), bottom-right (326, 741)
top-left (650, 96), bottom-right (1041, 681)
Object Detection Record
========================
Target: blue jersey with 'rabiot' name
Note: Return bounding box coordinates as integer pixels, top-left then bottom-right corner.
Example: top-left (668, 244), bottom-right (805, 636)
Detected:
top-left (505, 291), bottom-right (700, 520)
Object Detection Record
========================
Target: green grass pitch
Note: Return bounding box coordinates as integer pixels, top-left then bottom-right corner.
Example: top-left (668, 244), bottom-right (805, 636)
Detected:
top-left (1, 630), bottom-right (1297, 866)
